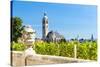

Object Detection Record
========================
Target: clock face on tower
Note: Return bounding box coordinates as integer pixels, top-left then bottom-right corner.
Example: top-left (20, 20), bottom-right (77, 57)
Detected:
top-left (46, 20), bottom-right (48, 24)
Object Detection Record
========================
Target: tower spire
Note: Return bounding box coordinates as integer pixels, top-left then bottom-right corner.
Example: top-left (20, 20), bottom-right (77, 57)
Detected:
top-left (91, 34), bottom-right (94, 41)
top-left (44, 12), bottom-right (46, 16)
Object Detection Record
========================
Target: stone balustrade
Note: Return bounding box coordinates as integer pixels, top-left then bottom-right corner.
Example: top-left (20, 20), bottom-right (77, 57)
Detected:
top-left (11, 51), bottom-right (95, 66)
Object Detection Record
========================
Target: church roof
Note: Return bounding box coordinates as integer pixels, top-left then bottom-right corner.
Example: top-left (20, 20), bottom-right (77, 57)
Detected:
top-left (47, 30), bottom-right (63, 38)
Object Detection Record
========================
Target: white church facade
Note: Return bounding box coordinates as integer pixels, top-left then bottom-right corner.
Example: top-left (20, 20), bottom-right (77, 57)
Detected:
top-left (42, 12), bottom-right (66, 42)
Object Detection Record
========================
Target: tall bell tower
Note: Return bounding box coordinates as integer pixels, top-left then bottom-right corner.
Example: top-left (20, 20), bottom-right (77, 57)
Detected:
top-left (42, 12), bottom-right (48, 40)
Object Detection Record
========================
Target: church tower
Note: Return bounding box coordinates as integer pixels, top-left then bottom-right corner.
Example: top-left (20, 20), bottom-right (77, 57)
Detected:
top-left (42, 12), bottom-right (48, 40)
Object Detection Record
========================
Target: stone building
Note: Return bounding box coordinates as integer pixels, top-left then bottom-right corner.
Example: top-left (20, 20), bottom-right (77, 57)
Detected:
top-left (42, 12), bottom-right (66, 42)
top-left (42, 12), bottom-right (48, 40)
top-left (46, 31), bottom-right (65, 42)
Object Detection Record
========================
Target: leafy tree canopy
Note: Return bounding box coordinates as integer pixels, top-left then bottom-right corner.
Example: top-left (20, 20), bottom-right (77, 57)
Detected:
top-left (11, 17), bottom-right (23, 42)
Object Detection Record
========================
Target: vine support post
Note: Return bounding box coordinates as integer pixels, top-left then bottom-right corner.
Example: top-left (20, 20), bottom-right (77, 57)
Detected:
top-left (74, 44), bottom-right (77, 59)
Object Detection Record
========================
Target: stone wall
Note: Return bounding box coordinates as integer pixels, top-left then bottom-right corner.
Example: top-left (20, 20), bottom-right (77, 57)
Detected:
top-left (11, 51), bottom-right (94, 66)
top-left (11, 51), bottom-right (25, 66)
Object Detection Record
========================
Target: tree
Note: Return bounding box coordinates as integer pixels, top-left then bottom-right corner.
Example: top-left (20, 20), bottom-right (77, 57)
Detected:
top-left (60, 35), bottom-right (66, 42)
top-left (11, 17), bottom-right (23, 42)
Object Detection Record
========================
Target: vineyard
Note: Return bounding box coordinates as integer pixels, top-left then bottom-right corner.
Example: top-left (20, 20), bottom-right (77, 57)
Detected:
top-left (11, 40), bottom-right (97, 60)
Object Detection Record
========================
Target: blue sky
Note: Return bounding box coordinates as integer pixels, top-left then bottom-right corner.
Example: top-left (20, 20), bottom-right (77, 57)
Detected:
top-left (11, 1), bottom-right (97, 40)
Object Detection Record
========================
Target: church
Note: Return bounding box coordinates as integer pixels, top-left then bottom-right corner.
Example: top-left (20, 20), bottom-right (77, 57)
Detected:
top-left (42, 12), bottom-right (66, 42)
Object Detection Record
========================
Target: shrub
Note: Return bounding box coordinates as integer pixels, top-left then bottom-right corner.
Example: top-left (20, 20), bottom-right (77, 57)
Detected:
top-left (11, 41), bottom-right (26, 51)
top-left (34, 41), bottom-right (97, 60)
